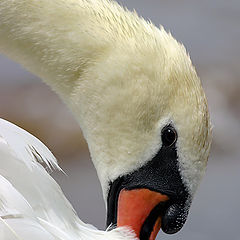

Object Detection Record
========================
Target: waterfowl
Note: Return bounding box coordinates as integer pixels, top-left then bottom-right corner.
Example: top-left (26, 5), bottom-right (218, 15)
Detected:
top-left (0, 0), bottom-right (212, 239)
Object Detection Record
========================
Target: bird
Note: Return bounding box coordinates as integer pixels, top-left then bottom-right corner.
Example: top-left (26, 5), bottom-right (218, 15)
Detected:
top-left (0, 0), bottom-right (212, 239)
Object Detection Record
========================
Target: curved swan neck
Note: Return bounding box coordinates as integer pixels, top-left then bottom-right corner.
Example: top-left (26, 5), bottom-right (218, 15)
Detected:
top-left (0, 0), bottom-right (113, 99)
top-left (0, 0), bottom-right (211, 200)
top-left (0, 0), bottom-right (153, 101)
top-left (0, 0), bottom-right (172, 149)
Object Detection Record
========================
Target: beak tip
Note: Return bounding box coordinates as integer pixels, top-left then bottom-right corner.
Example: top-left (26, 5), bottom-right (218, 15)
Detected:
top-left (161, 203), bottom-right (188, 234)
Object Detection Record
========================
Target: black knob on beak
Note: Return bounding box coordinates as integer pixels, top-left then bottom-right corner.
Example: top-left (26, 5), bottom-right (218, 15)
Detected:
top-left (161, 201), bottom-right (190, 234)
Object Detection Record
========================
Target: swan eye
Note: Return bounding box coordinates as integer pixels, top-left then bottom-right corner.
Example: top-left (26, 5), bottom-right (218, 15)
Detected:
top-left (161, 126), bottom-right (177, 147)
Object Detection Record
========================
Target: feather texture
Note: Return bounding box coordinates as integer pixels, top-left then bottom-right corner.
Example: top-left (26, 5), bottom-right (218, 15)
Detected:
top-left (0, 118), bottom-right (59, 171)
top-left (0, 119), bottom-right (136, 240)
top-left (0, 0), bottom-right (211, 198)
top-left (0, 175), bottom-right (55, 240)
top-left (0, 0), bottom-right (211, 238)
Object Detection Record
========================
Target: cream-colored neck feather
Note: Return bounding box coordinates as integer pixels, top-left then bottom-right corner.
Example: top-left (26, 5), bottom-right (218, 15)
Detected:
top-left (0, 0), bottom-right (157, 98)
top-left (0, 0), bottom-right (211, 200)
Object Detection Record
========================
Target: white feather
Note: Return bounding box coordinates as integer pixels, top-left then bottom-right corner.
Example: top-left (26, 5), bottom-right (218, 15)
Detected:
top-left (0, 175), bottom-right (55, 240)
top-left (0, 118), bottom-right (59, 171)
top-left (0, 119), bottom-right (136, 240)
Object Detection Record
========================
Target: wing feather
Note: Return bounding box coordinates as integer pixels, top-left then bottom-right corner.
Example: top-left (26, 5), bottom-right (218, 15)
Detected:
top-left (0, 118), bottom-right (59, 171)
top-left (0, 119), bottom-right (81, 236)
top-left (0, 119), bottom-right (136, 240)
top-left (0, 175), bottom-right (55, 240)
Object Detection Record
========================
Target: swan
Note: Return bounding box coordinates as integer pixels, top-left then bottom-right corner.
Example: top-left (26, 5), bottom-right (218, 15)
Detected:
top-left (0, 0), bottom-right (212, 239)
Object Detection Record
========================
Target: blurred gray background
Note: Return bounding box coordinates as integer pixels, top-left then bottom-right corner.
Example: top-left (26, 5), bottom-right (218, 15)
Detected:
top-left (0, 1), bottom-right (239, 239)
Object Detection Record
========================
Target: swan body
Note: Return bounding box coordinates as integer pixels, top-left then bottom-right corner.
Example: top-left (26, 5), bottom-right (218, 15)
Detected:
top-left (0, 118), bottom-right (135, 240)
top-left (0, 0), bottom-right (212, 239)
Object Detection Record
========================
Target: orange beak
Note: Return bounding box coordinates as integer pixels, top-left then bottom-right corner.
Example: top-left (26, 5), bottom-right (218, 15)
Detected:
top-left (117, 189), bottom-right (169, 240)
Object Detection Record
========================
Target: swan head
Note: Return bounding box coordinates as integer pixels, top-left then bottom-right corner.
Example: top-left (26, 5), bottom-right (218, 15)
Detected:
top-left (67, 28), bottom-right (211, 239)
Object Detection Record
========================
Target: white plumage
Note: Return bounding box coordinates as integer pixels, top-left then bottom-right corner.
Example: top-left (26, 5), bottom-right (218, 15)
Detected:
top-left (0, 0), bottom-right (212, 239)
top-left (0, 119), bottom-right (136, 240)
top-left (0, 0), bottom-right (211, 197)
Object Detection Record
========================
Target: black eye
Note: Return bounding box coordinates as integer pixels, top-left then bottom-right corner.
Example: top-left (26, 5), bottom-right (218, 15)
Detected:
top-left (161, 125), bottom-right (177, 147)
